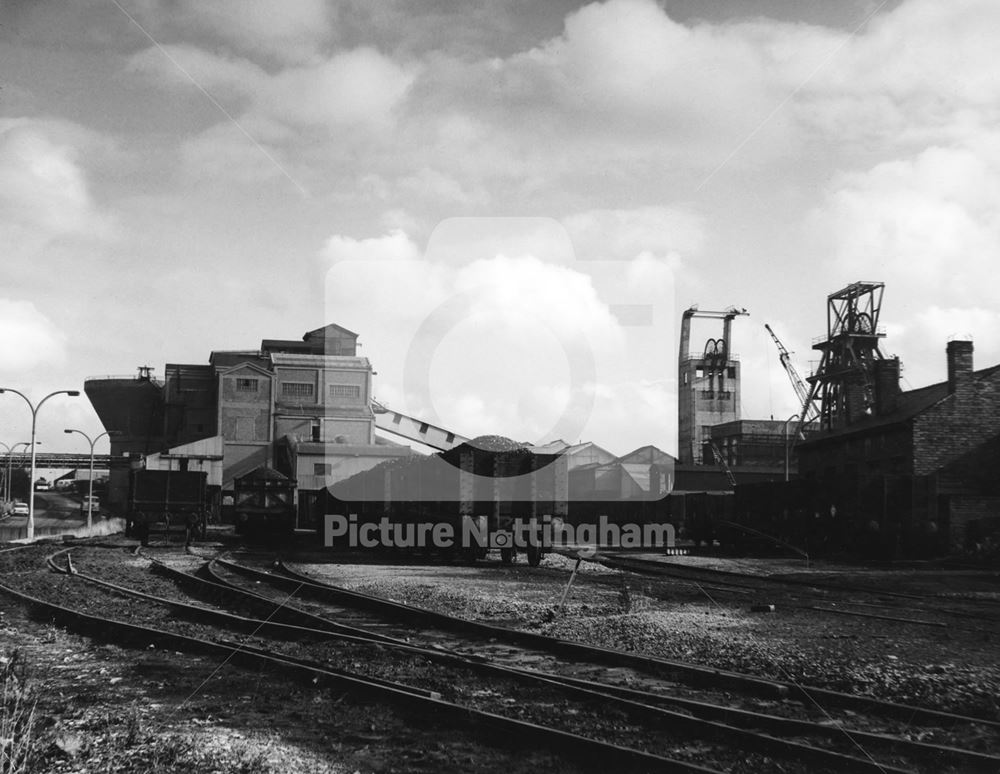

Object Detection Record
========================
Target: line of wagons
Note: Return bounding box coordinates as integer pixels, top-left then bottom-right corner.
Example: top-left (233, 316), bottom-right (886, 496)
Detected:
top-left (125, 438), bottom-right (922, 559)
top-left (125, 466), bottom-right (296, 545)
top-left (316, 436), bottom-right (690, 565)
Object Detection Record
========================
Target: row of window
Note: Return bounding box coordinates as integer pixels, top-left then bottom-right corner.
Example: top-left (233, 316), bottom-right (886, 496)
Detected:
top-left (234, 378), bottom-right (361, 400)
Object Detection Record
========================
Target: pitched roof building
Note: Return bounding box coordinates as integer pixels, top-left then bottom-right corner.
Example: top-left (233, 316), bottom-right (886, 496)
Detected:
top-left (795, 340), bottom-right (1000, 551)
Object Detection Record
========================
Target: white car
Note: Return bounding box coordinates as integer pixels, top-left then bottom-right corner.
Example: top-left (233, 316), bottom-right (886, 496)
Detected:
top-left (81, 495), bottom-right (100, 512)
top-left (11, 502), bottom-right (29, 516)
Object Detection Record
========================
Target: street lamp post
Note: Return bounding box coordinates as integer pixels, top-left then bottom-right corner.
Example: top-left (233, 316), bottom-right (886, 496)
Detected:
top-left (1, 441), bottom-right (32, 505)
top-left (64, 428), bottom-right (111, 530)
top-left (0, 388), bottom-right (80, 540)
top-left (784, 413), bottom-right (800, 483)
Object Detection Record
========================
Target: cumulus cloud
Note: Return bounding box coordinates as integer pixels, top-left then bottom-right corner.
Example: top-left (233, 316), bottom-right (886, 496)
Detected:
top-left (0, 122), bottom-right (114, 255)
top-left (806, 132), bottom-right (1000, 390)
top-left (131, 44), bottom-right (416, 131)
top-left (562, 206), bottom-right (702, 266)
top-left (129, 42), bottom-right (417, 186)
top-left (132, 0), bottom-right (334, 64)
top-left (179, 120), bottom-right (294, 183)
top-left (0, 300), bottom-right (67, 373)
top-left (318, 215), bottom-right (687, 446)
top-left (259, 47), bottom-right (417, 129)
top-left (811, 140), bottom-right (1000, 305)
top-left (796, 0), bottom-right (1000, 143)
top-left (126, 44), bottom-right (266, 99)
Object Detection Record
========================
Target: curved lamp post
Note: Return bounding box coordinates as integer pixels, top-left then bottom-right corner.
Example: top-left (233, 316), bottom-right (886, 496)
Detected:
top-left (63, 428), bottom-right (111, 530)
top-left (0, 388), bottom-right (80, 539)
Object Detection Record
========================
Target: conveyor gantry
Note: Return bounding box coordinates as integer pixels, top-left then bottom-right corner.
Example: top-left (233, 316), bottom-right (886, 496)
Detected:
top-left (371, 400), bottom-right (470, 451)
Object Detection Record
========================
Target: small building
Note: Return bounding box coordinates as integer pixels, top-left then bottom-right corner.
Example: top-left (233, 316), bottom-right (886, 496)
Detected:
top-left (530, 440), bottom-right (617, 470)
top-left (568, 444), bottom-right (675, 501)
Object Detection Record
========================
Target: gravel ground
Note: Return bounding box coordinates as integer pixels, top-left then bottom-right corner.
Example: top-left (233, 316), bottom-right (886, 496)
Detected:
top-left (5, 540), bottom-right (1000, 773)
top-left (0, 543), bottom-right (583, 774)
top-left (300, 551), bottom-right (1000, 720)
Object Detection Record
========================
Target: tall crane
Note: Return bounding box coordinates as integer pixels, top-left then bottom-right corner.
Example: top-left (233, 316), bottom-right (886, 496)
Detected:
top-left (764, 323), bottom-right (819, 424)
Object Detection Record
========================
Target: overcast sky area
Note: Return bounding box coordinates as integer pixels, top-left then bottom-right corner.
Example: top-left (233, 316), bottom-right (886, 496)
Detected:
top-left (2, 0), bottom-right (998, 459)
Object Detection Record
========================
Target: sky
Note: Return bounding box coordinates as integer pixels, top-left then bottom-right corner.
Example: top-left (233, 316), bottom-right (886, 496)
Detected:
top-left (2, 0), bottom-right (999, 459)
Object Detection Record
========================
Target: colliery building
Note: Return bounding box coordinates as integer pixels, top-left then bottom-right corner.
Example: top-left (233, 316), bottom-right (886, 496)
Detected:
top-left (85, 324), bottom-right (414, 519)
top-left (795, 340), bottom-right (1000, 552)
top-left (735, 282), bottom-right (1000, 556)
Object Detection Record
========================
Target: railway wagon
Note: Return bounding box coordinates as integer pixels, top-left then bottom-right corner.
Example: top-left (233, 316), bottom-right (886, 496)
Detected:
top-left (323, 436), bottom-right (567, 566)
top-left (232, 466), bottom-right (297, 536)
top-left (127, 469), bottom-right (208, 546)
top-left (676, 491), bottom-right (734, 548)
top-left (731, 476), bottom-right (925, 559)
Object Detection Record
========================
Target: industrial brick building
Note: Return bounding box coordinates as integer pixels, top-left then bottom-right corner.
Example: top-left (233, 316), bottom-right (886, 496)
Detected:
top-left (85, 324), bottom-right (413, 519)
top-left (796, 340), bottom-right (1000, 551)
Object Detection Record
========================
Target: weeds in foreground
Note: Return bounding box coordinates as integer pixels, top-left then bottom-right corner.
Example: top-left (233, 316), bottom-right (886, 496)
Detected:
top-left (1, 650), bottom-right (37, 774)
top-left (617, 577), bottom-right (651, 614)
top-left (98, 706), bottom-right (275, 774)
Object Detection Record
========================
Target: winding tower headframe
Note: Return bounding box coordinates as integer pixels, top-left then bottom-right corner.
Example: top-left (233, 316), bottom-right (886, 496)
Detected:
top-left (800, 281), bottom-right (888, 434)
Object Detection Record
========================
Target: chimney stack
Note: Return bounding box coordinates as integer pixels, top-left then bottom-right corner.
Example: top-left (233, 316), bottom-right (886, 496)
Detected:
top-left (946, 340), bottom-right (974, 394)
top-left (873, 358), bottom-right (901, 415)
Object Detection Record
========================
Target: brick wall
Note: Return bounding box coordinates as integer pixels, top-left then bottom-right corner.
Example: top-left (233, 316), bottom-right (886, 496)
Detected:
top-left (913, 367), bottom-right (1000, 476)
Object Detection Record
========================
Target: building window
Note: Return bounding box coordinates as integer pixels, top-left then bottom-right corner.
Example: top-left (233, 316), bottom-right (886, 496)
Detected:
top-left (313, 463), bottom-right (332, 476)
top-left (236, 378), bottom-right (258, 393)
top-left (329, 384), bottom-right (361, 399)
top-left (282, 382), bottom-right (314, 400)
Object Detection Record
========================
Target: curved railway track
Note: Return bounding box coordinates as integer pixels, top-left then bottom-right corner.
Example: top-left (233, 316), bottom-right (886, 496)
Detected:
top-left (2, 545), bottom-right (719, 774)
top-left (199, 552), bottom-right (1000, 773)
top-left (3, 542), bottom-right (999, 773)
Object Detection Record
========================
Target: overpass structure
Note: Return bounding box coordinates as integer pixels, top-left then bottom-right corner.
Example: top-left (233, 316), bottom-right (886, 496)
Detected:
top-left (3, 453), bottom-right (122, 469)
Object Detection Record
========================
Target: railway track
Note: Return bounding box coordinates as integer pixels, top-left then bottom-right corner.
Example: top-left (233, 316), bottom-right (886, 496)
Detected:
top-left (591, 552), bottom-right (1000, 632)
top-left (193, 550), bottom-right (1000, 773)
top-left (4, 543), bottom-right (1000, 773)
top-left (2, 544), bottom-right (719, 774)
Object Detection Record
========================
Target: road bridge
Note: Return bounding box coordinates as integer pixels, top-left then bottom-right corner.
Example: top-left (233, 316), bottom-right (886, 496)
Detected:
top-left (2, 453), bottom-right (124, 469)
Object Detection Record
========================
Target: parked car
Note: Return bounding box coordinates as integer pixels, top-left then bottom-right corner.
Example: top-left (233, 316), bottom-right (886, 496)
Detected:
top-left (12, 502), bottom-right (29, 516)
top-left (80, 495), bottom-right (100, 512)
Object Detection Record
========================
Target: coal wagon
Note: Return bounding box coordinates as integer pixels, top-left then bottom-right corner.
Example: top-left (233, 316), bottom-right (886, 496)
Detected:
top-left (232, 466), bottom-right (297, 536)
top-left (127, 469), bottom-right (208, 546)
